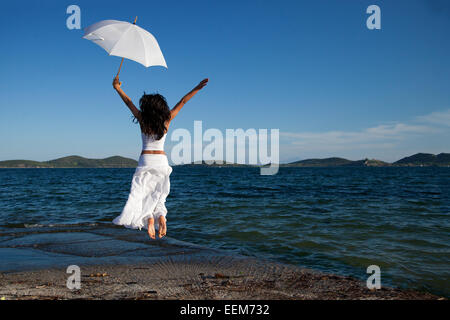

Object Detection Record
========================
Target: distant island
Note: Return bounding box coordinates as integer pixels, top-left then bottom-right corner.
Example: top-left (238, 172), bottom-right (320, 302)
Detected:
top-left (0, 156), bottom-right (138, 168)
top-left (181, 153), bottom-right (450, 168)
top-left (284, 152), bottom-right (450, 167)
top-left (0, 153), bottom-right (449, 168)
top-left (283, 157), bottom-right (389, 167)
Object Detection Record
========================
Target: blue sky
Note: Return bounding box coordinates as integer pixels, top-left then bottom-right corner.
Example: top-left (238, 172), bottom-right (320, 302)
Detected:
top-left (0, 0), bottom-right (449, 163)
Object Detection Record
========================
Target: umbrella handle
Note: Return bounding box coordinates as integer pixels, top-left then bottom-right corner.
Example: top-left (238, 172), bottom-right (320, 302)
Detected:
top-left (116, 58), bottom-right (124, 77)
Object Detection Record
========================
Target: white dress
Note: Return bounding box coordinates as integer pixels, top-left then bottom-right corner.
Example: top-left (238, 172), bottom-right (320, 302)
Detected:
top-left (113, 133), bottom-right (172, 230)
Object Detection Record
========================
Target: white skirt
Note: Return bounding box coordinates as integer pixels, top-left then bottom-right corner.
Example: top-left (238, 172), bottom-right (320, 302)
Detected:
top-left (113, 154), bottom-right (172, 230)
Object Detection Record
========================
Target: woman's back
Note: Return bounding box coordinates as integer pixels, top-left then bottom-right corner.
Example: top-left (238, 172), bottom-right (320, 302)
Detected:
top-left (142, 132), bottom-right (167, 151)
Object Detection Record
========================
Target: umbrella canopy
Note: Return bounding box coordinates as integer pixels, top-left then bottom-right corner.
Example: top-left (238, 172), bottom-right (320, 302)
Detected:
top-left (83, 19), bottom-right (167, 69)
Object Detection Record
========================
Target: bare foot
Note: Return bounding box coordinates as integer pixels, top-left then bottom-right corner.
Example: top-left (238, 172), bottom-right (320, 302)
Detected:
top-left (147, 218), bottom-right (155, 239)
top-left (158, 216), bottom-right (166, 239)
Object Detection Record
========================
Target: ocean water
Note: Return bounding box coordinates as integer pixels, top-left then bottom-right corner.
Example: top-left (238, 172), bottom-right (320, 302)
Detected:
top-left (0, 167), bottom-right (449, 296)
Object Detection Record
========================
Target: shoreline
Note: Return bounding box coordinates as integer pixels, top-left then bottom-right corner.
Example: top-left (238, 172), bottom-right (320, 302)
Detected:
top-left (0, 222), bottom-right (446, 300)
top-left (0, 224), bottom-right (444, 300)
top-left (0, 257), bottom-right (443, 300)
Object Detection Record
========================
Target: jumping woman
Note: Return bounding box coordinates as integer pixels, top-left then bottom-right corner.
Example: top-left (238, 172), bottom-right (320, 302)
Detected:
top-left (112, 76), bottom-right (208, 239)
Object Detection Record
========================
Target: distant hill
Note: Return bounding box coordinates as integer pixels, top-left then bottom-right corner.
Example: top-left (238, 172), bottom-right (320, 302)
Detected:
top-left (284, 153), bottom-right (449, 167)
top-left (393, 153), bottom-right (450, 166)
top-left (285, 157), bottom-right (390, 167)
top-left (0, 160), bottom-right (52, 168)
top-left (1, 153), bottom-right (449, 168)
top-left (286, 157), bottom-right (353, 167)
top-left (0, 156), bottom-right (138, 168)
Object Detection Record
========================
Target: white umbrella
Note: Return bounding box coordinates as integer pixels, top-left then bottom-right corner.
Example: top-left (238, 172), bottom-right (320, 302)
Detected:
top-left (83, 17), bottom-right (167, 76)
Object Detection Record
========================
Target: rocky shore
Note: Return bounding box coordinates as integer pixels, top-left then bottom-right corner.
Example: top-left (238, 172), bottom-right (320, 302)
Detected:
top-left (0, 224), bottom-right (444, 300)
top-left (0, 256), bottom-right (443, 300)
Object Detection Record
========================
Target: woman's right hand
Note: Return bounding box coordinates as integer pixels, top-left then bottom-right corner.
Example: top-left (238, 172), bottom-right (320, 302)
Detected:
top-left (194, 78), bottom-right (208, 91)
top-left (112, 76), bottom-right (122, 90)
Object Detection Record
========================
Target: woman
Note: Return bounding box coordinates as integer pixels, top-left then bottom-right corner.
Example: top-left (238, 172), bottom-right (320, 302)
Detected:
top-left (112, 76), bottom-right (208, 239)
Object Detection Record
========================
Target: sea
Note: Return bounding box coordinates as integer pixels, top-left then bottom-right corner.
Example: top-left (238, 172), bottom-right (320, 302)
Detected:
top-left (0, 166), bottom-right (449, 297)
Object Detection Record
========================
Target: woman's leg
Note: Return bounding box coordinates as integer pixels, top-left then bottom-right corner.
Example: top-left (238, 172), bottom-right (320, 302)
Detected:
top-left (147, 217), bottom-right (156, 239)
top-left (158, 215), bottom-right (166, 238)
top-left (153, 198), bottom-right (168, 239)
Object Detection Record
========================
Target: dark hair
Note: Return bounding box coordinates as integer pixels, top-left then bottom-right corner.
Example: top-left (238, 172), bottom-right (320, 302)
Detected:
top-left (135, 93), bottom-right (171, 140)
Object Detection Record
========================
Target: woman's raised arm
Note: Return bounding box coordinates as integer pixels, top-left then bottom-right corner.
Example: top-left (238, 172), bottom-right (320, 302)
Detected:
top-left (170, 78), bottom-right (208, 121)
top-left (113, 76), bottom-right (141, 121)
